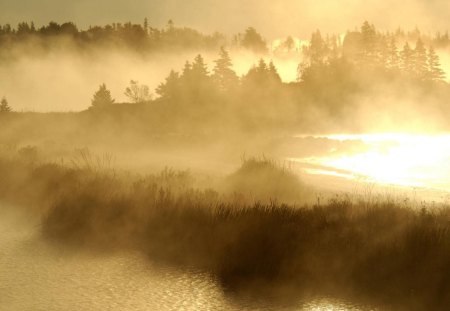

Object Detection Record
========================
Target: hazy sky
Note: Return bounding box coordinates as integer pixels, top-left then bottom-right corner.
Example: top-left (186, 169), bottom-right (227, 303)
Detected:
top-left (1, 0), bottom-right (449, 38)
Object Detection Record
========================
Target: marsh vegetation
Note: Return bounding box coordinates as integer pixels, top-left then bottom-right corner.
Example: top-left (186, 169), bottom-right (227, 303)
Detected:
top-left (1, 18), bottom-right (450, 310)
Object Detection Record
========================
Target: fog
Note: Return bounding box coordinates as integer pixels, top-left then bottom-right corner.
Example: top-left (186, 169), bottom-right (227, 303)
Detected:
top-left (0, 49), bottom-right (300, 112)
top-left (2, 3), bottom-right (450, 311)
top-left (2, 0), bottom-right (450, 38)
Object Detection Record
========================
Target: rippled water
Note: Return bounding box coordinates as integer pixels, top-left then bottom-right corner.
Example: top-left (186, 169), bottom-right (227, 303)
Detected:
top-left (0, 206), bottom-right (376, 311)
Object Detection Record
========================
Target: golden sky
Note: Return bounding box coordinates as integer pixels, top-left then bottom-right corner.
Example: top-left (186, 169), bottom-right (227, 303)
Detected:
top-left (1, 0), bottom-right (449, 38)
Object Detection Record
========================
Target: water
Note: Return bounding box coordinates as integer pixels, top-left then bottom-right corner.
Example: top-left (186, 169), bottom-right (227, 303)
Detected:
top-left (0, 206), bottom-right (374, 311)
top-left (289, 133), bottom-right (450, 201)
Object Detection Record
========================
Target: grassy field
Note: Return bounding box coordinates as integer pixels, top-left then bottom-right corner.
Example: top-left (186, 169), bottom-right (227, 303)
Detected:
top-left (1, 147), bottom-right (450, 310)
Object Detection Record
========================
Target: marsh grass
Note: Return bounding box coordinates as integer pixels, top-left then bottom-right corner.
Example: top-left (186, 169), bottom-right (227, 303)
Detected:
top-left (1, 149), bottom-right (450, 310)
top-left (223, 156), bottom-right (306, 204)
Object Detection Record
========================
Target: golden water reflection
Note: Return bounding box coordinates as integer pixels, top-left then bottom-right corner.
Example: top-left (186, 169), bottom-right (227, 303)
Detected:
top-left (295, 133), bottom-right (450, 193)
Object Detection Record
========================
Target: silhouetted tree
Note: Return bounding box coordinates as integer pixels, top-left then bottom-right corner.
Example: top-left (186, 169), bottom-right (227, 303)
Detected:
top-left (212, 47), bottom-right (239, 91)
top-left (0, 97), bottom-right (11, 112)
top-left (268, 61), bottom-right (282, 83)
top-left (181, 61), bottom-right (193, 80)
top-left (156, 70), bottom-right (180, 99)
top-left (309, 30), bottom-right (327, 65)
top-left (143, 18), bottom-right (149, 34)
top-left (124, 80), bottom-right (152, 103)
top-left (428, 46), bottom-right (446, 82)
top-left (401, 42), bottom-right (414, 76)
top-left (414, 39), bottom-right (428, 79)
top-left (386, 37), bottom-right (400, 70)
top-left (240, 27), bottom-right (267, 53)
top-left (284, 36), bottom-right (295, 51)
top-left (360, 21), bottom-right (377, 64)
top-left (191, 54), bottom-right (209, 78)
top-left (244, 59), bottom-right (281, 86)
top-left (91, 84), bottom-right (114, 109)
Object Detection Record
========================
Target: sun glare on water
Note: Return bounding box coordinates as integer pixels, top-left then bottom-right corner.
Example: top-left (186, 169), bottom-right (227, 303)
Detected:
top-left (302, 133), bottom-right (450, 191)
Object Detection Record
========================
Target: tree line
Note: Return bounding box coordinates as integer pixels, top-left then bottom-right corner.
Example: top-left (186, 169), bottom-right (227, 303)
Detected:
top-left (299, 22), bottom-right (445, 82)
top-left (0, 20), bottom-right (270, 55)
top-left (92, 21), bottom-right (447, 109)
top-left (91, 47), bottom-right (283, 108)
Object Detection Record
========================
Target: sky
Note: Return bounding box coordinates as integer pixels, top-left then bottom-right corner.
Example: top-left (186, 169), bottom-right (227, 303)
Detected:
top-left (1, 0), bottom-right (450, 39)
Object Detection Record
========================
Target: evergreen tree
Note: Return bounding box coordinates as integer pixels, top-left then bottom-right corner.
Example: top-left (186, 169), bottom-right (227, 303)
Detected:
top-left (91, 84), bottom-right (114, 109)
top-left (243, 59), bottom-right (267, 85)
top-left (386, 37), bottom-right (399, 70)
top-left (181, 61), bottom-right (193, 80)
top-left (360, 21), bottom-right (377, 64)
top-left (191, 54), bottom-right (209, 78)
top-left (268, 61), bottom-right (282, 83)
top-left (401, 42), bottom-right (414, 76)
top-left (284, 36), bottom-right (295, 52)
top-left (428, 46), bottom-right (446, 82)
top-left (240, 27), bottom-right (267, 53)
top-left (0, 97), bottom-right (11, 112)
top-left (414, 38), bottom-right (428, 79)
top-left (309, 30), bottom-right (327, 65)
top-left (156, 70), bottom-right (180, 99)
top-left (143, 18), bottom-right (149, 34)
top-left (212, 47), bottom-right (238, 91)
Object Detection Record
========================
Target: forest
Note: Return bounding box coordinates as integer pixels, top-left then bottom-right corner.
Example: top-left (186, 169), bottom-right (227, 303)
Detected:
top-left (1, 21), bottom-right (449, 140)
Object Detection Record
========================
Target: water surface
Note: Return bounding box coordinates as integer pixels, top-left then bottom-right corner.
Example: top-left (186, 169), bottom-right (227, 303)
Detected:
top-left (0, 205), bottom-right (375, 311)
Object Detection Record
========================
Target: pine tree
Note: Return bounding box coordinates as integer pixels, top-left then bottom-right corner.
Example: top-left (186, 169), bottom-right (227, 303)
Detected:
top-left (0, 97), bottom-right (11, 112)
top-left (309, 30), bottom-right (327, 65)
top-left (360, 21), bottom-right (377, 64)
top-left (376, 36), bottom-right (389, 68)
top-left (91, 84), bottom-right (114, 109)
top-left (156, 70), bottom-right (180, 99)
top-left (428, 46), bottom-right (446, 82)
top-left (284, 36), bottom-right (295, 52)
top-left (212, 47), bottom-right (238, 91)
top-left (240, 27), bottom-right (267, 53)
top-left (414, 38), bottom-right (428, 79)
top-left (143, 18), bottom-right (149, 35)
top-left (386, 37), bottom-right (399, 70)
top-left (182, 61), bottom-right (192, 79)
top-left (401, 42), bottom-right (414, 76)
top-left (268, 61), bottom-right (282, 83)
top-left (191, 54), bottom-right (209, 78)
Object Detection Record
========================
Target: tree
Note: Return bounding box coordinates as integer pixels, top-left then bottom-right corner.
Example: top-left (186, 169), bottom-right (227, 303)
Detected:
top-left (91, 84), bottom-right (114, 109)
top-left (244, 59), bottom-right (281, 85)
top-left (0, 97), bottom-right (11, 112)
top-left (284, 36), bottom-right (295, 52)
top-left (124, 80), bottom-right (152, 103)
top-left (309, 30), bottom-right (327, 65)
top-left (156, 70), bottom-right (180, 99)
top-left (386, 37), bottom-right (399, 70)
top-left (428, 46), bottom-right (446, 82)
top-left (401, 42), bottom-right (414, 76)
top-left (143, 18), bottom-right (149, 34)
top-left (191, 54), bottom-right (209, 78)
top-left (268, 61), bottom-right (282, 83)
top-left (414, 38), bottom-right (428, 79)
top-left (212, 47), bottom-right (238, 91)
top-left (361, 22), bottom-right (377, 55)
top-left (240, 27), bottom-right (267, 53)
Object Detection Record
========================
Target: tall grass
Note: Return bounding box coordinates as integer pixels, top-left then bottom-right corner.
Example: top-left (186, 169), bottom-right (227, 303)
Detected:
top-left (1, 148), bottom-right (450, 310)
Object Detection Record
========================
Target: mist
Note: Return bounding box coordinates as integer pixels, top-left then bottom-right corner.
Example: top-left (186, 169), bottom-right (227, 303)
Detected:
top-left (2, 4), bottom-right (450, 311)
top-left (2, 0), bottom-right (450, 38)
top-left (0, 48), bottom-right (300, 112)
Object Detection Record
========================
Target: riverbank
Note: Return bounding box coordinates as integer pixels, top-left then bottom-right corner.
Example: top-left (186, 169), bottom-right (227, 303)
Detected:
top-left (1, 151), bottom-right (449, 310)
